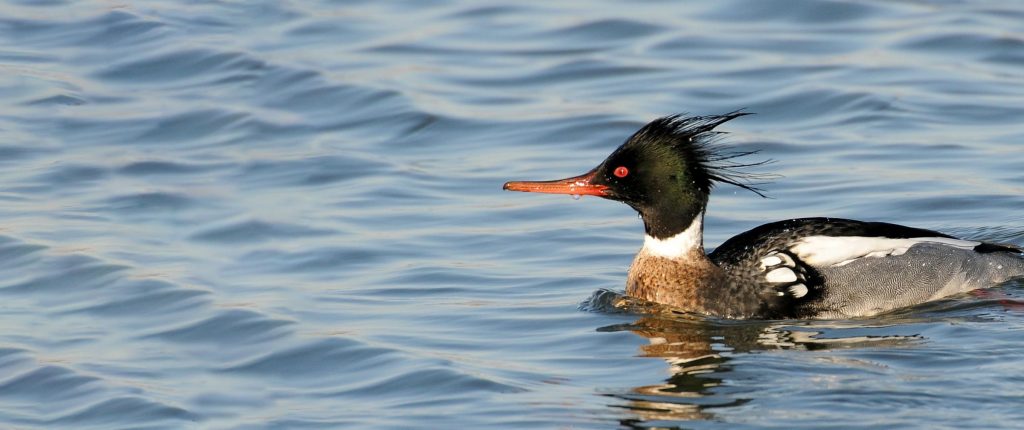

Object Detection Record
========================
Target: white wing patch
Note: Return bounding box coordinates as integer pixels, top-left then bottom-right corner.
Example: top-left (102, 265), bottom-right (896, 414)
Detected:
top-left (761, 255), bottom-right (782, 267)
top-left (758, 253), bottom-right (793, 270)
top-left (759, 250), bottom-right (809, 298)
top-left (766, 267), bottom-right (797, 283)
top-left (790, 235), bottom-right (980, 267)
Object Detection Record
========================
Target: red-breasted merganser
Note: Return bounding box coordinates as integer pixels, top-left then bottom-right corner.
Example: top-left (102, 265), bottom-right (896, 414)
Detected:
top-left (504, 113), bottom-right (1024, 319)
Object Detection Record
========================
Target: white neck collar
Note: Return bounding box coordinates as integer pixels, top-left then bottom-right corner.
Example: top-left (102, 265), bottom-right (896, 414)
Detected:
top-left (641, 214), bottom-right (704, 259)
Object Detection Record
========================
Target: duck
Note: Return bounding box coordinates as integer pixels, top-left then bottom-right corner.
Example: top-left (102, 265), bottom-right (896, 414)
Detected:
top-left (503, 112), bottom-right (1024, 319)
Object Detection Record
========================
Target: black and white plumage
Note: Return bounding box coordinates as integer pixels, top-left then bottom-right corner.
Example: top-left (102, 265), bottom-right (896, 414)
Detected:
top-left (504, 113), bottom-right (1024, 319)
top-left (710, 218), bottom-right (1024, 318)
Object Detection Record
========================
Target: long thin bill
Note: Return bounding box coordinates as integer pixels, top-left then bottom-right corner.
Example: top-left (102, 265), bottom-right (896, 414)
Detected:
top-left (503, 170), bottom-right (608, 197)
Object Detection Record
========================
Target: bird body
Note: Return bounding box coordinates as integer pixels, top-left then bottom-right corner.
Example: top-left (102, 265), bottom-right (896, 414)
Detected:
top-left (504, 113), bottom-right (1024, 319)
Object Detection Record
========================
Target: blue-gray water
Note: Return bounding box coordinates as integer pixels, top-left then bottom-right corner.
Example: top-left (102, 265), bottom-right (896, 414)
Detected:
top-left (1, 1), bottom-right (1023, 428)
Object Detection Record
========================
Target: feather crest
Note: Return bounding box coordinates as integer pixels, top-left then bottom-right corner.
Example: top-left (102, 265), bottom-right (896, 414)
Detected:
top-left (630, 111), bottom-right (777, 197)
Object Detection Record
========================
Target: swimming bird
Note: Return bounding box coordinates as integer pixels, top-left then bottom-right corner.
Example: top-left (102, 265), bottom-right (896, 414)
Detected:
top-left (503, 113), bottom-right (1024, 319)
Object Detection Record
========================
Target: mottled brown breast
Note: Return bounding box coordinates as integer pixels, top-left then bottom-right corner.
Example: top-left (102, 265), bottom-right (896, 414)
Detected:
top-left (626, 249), bottom-right (728, 314)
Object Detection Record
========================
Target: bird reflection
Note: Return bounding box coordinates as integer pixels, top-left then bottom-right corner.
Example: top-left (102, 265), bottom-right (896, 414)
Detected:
top-left (589, 290), bottom-right (924, 426)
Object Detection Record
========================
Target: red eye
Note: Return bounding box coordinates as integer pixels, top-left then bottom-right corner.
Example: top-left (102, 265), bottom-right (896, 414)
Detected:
top-left (613, 166), bottom-right (629, 178)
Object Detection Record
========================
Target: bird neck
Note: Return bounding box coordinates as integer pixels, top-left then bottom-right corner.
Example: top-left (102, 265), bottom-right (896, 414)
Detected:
top-left (637, 187), bottom-right (708, 240)
top-left (641, 213), bottom-right (706, 260)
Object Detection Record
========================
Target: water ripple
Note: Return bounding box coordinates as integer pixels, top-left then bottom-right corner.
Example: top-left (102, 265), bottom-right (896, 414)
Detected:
top-left (50, 397), bottom-right (198, 427)
top-left (190, 219), bottom-right (336, 244)
top-left (96, 48), bottom-right (266, 83)
top-left (144, 309), bottom-right (294, 345)
top-left (222, 338), bottom-right (404, 380)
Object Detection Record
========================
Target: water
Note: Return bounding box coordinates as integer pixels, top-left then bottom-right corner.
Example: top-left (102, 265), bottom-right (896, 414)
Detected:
top-left (1, 0), bottom-right (1023, 428)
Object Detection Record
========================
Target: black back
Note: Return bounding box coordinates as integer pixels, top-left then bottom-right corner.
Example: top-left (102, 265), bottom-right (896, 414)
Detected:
top-left (710, 217), bottom-right (953, 265)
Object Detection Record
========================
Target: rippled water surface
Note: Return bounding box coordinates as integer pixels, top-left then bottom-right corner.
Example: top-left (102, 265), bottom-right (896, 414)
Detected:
top-left (1, 1), bottom-right (1024, 428)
